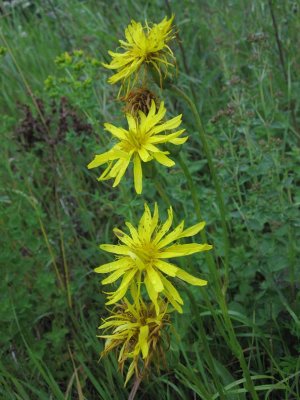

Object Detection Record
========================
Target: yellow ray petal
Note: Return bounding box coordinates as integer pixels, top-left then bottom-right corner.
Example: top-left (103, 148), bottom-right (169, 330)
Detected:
top-left (144, 274), bottom-right (159, 315)
top-left (143, 143), bottom-right (161, 153)
top-left (94, 258), bottom-right (131, 273)
top-left (138, 203), bottom-right (152, 240)
top-left (160, 275), bottom-right (183, 304)
top-left (150, 114), bottom-right (182, 135)
top-left (159, 243), bottom-right (213, 258)
top-left (154, 259), bottom-right (178, 277)
top-left (153, 152), bottom-right (175, 167)
top-left (109, 158), bottom-right (124, 178)
top-left (98, 162), bottom-right (113, 181)
top-left (147, 265), bottom-right (164, 293)
top-left (87, 151), bottom-right (114, 169)
top-left (125, 361), bottom-right (135, 387)
top-left (138, 147), bottom-right (151, 162)
top-left (133, 154), bottom-right (143, 194)
top-left (125, 222), bottom-right (141, 243)
top-left (113, 158), bottom-right (131, 187)
top-left (126, 113), bottom-right (137, 132)
top-left (138, 325), bottom-right (149, 359)
top-left (100, 244), bottom-right (130, 255)
top-left (104, 123), bottom-right (127, 140)
top-left (113, 228), bottom-right (134, 246)
top-left (101, 267), bottom-right (131, 285)
top-left (176, 268), bottom-right (208, 286)
top-left (177, 221), bottom-right (206, 239)
top-left (105, 269), bottom-right (137, 305)
top-left (150, 129), bottom-right (186, 144)
top-left (156, 220), bottom-right (185, 249)
top-left (160, 275), bottom-right (183, 313)
top-left (169, 136), bottom-right (188, 145)
top-left (141, 101), bottom-right (166, 132)
top-left (149, 202), bottom-right (159, 236)
top-left (88, 148), bottom-right (129, 169)
top-left (153, 206), bottom-right (173, 244)
top-left (129, 276), bottom-right (141, 311)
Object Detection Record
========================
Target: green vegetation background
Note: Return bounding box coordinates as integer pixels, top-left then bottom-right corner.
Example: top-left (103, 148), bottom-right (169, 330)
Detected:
top-left (1, 0), bottom-right (299, 399)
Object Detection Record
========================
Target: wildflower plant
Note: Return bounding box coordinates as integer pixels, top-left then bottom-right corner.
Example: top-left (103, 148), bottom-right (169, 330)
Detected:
top-left (88, 14), bottom-right (213, 391)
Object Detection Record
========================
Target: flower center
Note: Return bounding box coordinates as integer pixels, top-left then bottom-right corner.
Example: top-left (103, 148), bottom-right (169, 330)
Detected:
top-left (126, 128), bottom-right (146, 152)
top-left (133, 242), bottom-right (157, 268)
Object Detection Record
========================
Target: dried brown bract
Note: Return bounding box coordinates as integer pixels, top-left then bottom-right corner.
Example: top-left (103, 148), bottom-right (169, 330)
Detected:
top-left (121, 88), bottom-right (158, 116)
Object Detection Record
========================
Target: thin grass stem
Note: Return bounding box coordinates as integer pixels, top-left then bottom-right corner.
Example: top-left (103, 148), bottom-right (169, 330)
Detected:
top-left (171, 85), bottom-right (230, 292)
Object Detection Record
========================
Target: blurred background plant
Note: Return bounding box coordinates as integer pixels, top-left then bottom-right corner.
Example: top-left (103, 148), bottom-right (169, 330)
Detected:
top-left (1, 0), bottom-right (299, 399)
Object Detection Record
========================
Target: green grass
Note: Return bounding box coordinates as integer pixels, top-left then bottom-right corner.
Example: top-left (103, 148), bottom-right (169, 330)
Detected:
top-left (1, 0), bottom-right (300, 399)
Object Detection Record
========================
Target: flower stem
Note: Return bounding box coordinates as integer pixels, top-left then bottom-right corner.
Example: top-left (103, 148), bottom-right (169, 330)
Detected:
top-left (128, 373), bottom-right (143, 400)
top-left (173, 90), bottom-right (259, 399)
top-left (171, 85), bottom-right (230, 292)
top-left (177, 155), bottom-right (259, 400)
top-left (176, 154), bottom-right (222, 289)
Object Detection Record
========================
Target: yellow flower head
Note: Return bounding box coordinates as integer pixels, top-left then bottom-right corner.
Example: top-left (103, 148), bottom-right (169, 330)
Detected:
top-left (99, 298), bottom-right (170, 385)
top-left (103, 16), bottom-right (175, 92)
top-left (95, 203), bottom-right (212, 313)
top-left (87, 100), bottom-right (187, 194)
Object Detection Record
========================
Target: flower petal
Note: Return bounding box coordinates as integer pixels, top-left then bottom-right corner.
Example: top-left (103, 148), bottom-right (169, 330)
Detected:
top-left (160, 274), bottom-right (183, 313)
top-left (141, 101), bottom-right (166, 132)
top-left (153, 206), bottom-right (173, 244)
top-left (100, 244), bottom-right (130, 255)
top-left (87, 151), bottom-right (114, 169)
top-left (159, 243), bottom-right (213, 258)
top-left (150, 203), bottom-right (159, 236)
top-left (154, 259), bottom-right (178, 277)
top-left (125, 222), bottom-right (141, 243)
top-left (147, 265), bottom-right (164, 293)
top-left (169, 136), bottom-right (188, 145)
top-left (88, 148), bottom-right (129, 169)
top-left (126, 113), bottom-right (137, 132)
top-left (144, 274), bottom-right (159, 315)
top-left (150, 114), bottom-right (182, 135)
top-left (176, 267), bottom-right (207, 286)
top-left (156, 220), bottom-right (184, 249)
top-left (104, 123), bottom-right (127, 140)
top-left (138, 147), bottom-right (151, 162)
top-left (94, 258), bottom-right (131, 273)
top-left (101, 267), bottom-right (130, 285)
top-left (105, 269), bottom-right (137, 305)
top-left (177, 221), bottom-right (206, 239)
top-left (133, 154), bottom-right (143, 194)
top-left (138, 325), bottom-right (149, 359)
top-left (113, 228), bottom-right (134, 246)
top-left (138, 203), bottom-right (152, 241)
top-left (125, 361), bottom-right (135, 387)
top-left (153, 152), bottom-right (175, 167)
top-left (113, 158), bottom-right (130, 187)
top-left (150, 129), bottom-right (186, 144)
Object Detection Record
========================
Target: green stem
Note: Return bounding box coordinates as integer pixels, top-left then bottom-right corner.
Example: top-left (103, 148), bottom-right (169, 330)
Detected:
top-left (173, 93), bottom-right (259, 398)
top-left (171, 85), bottom-right (230, 292)
top-left (177, 154), bottom-right (221, 289)
top-left (177, 154), bottom-right (259, 400)
top-left (185, 288), bottom-right (227, 400)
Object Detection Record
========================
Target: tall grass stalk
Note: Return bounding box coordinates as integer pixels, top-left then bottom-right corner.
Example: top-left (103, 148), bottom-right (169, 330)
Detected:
top-left (171, 85), bottom-right (230, 292)
top-left (173, 91), bottom-right (260, 400)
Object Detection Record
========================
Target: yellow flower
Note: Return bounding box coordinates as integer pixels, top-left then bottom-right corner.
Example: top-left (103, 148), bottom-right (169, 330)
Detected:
top-left (87, 100), bottom-right (187, 194)
top-left (95, 203), bottom-right (212, 313)
top-left (103, 16), bottom-right (175, 92)
top-left (99, 299), bottom-right (170, 385)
